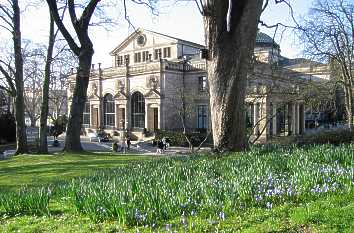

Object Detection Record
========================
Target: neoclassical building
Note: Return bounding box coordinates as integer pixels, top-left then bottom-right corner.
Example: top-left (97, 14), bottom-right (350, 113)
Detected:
top-left (67, 28), bottom-right (328, 141)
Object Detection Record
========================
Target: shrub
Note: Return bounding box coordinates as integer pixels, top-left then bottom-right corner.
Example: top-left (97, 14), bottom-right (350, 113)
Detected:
top-left (0, 112), bottom-right (16, 144)
top-left (155, 130), bottom-right (187, 146)
top-left (296, 128), bottom-right (354, 145)
top-left (155, 130), bottom-right (210, 147)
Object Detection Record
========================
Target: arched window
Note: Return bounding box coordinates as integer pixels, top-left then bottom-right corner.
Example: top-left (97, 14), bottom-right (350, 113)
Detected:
top-left (131, 92), bottom-right (145, 128)
top-left (104, 94), bottom-right (115, 128)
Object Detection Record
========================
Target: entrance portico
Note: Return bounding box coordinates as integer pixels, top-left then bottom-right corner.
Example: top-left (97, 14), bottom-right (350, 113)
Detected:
top-left (84, 88), bottom-right (163, 139)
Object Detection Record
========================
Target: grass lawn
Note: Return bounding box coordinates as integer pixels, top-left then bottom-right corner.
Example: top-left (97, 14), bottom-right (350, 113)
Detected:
top-left (0, 145), bottom-right (353, 232)
top-left (0, 153), bottom-right (153, 191)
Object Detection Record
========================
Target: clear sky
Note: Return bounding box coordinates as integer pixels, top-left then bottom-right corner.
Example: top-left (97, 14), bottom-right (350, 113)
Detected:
top-left (13, 0), bottom-right (314, 68)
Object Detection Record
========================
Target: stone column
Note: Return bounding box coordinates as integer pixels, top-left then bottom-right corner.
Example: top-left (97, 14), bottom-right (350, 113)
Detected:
top-left (90, 105), bottom-right (97, 129)
top-left (295, 103), bottom-right (300, 135)
top-left (292, 103), bottom-right (296, 135)
top-left (156, 106), bottom-right (160, 129)
top-left (159, 101), bottom-right (163, 129)
top-left (287, 103), bottom-right (292, 135)
top-left (98, 99), bottom-right (103, 129)
top-left (300, 103), bottom-right (305, 134)
top-left (272, 103), bottom-right (277, 136)
top-left (121, 107), bottom-right (126, 130)
top-left (125, 101), bottom-right (129, 129)
top-left (114, 104), bottom-right (119, 129)
top-left (145, 103), bottom-right (149, 129)
top-left (89, 104), bottom-right (92, 127)
top-left (253, 103), bottom-right (259, 135)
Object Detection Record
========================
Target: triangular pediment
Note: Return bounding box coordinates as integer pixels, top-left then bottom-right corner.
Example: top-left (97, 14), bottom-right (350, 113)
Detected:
top-left (110, 28), bottom-right (192, 56)
top-left (144, 89), bottom-right (162, 99)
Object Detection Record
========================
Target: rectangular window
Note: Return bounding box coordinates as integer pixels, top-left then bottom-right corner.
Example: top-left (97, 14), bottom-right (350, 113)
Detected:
top-left (197, 105), bottom-right (208, 129)
top-left (134, 52), bottom-right (141, 63)
top-left (163, 47), bottom-right (171, 58)
top-left (116, 55), bottom-right (123, 67)
top-left (246, 103), bottom-right (254, 128)
top-left (116, 56), bottom-right (124, 66)
top-left (198, 76), bottom-right (207, 92)
top-left (154, 48), bottom-right (162, 60)
top-left (105, 114), bottom-right (115, 127)
top-left (83, 102), bottom-right (90, 126)
top-left (142, 51), bottom-right (149, 62)
top-left (124, 54), bottom-right (130, 65)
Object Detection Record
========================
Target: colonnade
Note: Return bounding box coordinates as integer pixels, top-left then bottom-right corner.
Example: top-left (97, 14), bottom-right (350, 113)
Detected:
top-left (251, 101), bottom-right (305, 138)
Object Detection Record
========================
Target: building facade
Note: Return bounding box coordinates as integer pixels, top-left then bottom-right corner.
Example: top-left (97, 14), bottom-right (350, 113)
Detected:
top-left (68, 28), bottom-right (322, 141)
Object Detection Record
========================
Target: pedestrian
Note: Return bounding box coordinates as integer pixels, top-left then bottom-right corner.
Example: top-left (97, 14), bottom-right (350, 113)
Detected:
top-left (156, 140), bottom-right (160, 154)
top-left (162, 137), bottom-right (167, 151)
top-left (165, 137), bottom-right (170, 149)
top-left (156, 140), bottom-right (162, 154)
top-left (121, 138), bottom-right (127, 154)
top-left (158, 140), bottom-right (164, 154)
top-left (127, 136), bottom-right (131, 150)
top-left (112, 141), bottom-right (118, 152)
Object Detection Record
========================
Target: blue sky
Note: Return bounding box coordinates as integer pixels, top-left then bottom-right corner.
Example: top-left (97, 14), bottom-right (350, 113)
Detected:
top-left (17, 0), bottom-right (314, 68)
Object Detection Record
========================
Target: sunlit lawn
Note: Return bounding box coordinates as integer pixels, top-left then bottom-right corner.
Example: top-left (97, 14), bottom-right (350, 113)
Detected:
top-left (0, 153), bottom-right (153, 190)
top-left (0, 145), bottom-right (353, 232)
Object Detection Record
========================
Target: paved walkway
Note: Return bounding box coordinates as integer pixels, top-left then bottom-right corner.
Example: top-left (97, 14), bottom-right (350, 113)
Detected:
top-left (1, 135), bottom-right (209, 158)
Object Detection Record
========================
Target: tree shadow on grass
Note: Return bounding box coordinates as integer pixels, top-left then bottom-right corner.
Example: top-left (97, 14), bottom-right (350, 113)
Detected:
top-left (0, 153), bottom-right (155, 190)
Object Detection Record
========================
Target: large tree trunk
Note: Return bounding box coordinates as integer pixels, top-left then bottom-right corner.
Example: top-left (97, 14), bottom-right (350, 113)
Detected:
top-left (343, 85), bottom-right (353, 130)
top-left (64, 47), bottom-right (93, 152)
top-left (13, 0), bottom-right (28, 154)
top-left (45, 0), bottom-right (99, 153)
top-left (39, 15), bottom-right (55, 154)
top-left (204, 0), bottom-right (263, 152)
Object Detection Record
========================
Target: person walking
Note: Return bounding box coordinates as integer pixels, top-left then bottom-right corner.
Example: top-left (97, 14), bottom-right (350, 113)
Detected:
top-left (162, 137), bottom-right (167, 151)
top-left (159, 140), bottom-right (164, 154)
top-left (121, 138), bottom-right (127, 154)
top-left (127, 136), bottom-right (131, 150)
top-left (156, 140), bottom-right (162, 154)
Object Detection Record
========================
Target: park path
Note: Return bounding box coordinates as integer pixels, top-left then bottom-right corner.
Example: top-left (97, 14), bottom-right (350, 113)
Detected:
top-left (1, 135), bottom-right (198, 158)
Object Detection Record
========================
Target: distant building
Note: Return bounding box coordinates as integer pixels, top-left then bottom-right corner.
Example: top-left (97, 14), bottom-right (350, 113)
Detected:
top-left (67, 28), bottom-right (330, 142)
top-left (0, 90), bottom-right (11, 115)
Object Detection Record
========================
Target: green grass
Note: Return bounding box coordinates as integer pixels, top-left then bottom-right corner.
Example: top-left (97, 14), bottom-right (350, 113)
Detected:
top-left (0, 153), bottom-right (152, 190)
top-left (0, 144), bottom-right (353, 232)
top-left (1, 193), bottom-right (353, 232)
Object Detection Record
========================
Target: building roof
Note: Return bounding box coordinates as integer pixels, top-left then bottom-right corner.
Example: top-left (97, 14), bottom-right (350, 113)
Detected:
top-left (256, 31), bottom-right (279, 48)
top-left (143, 28), bottom-right (205, 48)
top-left (279, 57), bottom-right (324, 68)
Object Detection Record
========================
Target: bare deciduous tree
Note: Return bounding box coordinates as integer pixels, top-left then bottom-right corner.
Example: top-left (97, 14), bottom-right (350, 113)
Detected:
top-left (46, 0), bottom-right (158, 152)
top-left (38, 12), bottom-right (56, 153)
top-left (298, 0), bottom-right (353, 129)
top-left (45, 0), bottom-right (107, 152)
top-left (0, 0), bottom-right (28, 154)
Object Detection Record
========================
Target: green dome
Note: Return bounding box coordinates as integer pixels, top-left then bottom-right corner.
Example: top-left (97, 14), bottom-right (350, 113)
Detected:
top-left (256, 31), bottom-right (279, 48)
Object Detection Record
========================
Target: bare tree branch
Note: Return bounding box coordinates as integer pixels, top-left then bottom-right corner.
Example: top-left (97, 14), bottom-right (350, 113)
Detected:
top-left (46, 0), bottom-right (80, 55)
